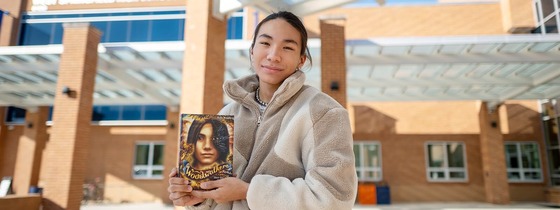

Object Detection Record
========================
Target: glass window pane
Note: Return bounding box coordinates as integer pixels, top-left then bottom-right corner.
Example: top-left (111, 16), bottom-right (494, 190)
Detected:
top-left (508, 172), bottom-right (521, 180)
top-left (429, 171), bottom-right (445, 179)
top-left (98, 106), bottom-right (120, 120)
top-left (521, 144), bottom-right (540, 169)
top-left (227, 16), bottom-right (243, 39)
top-left (524, 172), bottom-right (541, 180)
top-left (544, 119), bottom-right (559, 147)
top-left (122, 105), bottom-right (141, 120)
top-left (152, 144), bottom-right (164, 165)
top-left (20, 23), bottom-right (53, 45)
top-left (52, 23), bottom-right (63, 44)
top-left (107, 21), bottom-right (129, 42)
top-left (354, 145), bottom-right (361, 167)
top-left (505, 144), bottom-right (519, 168)
top-left (151, 19), bottom-right (181, 41)
top-left (130, 20), bottom-right (150, 42)
top-left (447, 143), bottom-right (464, 168)
top-left (449, 172), bottom-right (465, 179)
top-left (364, 170), bottom-right (380, 180)
top-left (5, 106), bottom-right (26, 123)
top-left (552, 149), bottom-right (560, 175)
top-left (428, 144), bottom-right (444, 167)
top-left (363, 144), bottom-right (379, 167)
top-left (135, 145), bottom-right (149, 165)
top-left (144, 105), bottom-right (166, 120)
top-left (152, 170), bottom-right (163, 176)
top-left (134, 169), bottom-right (148, 176)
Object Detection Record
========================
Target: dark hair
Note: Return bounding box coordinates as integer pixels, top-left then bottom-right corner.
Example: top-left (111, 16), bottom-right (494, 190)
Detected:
top-left (187, 118), bottom-right (229, 164)
top-left (250, 11), bottom-right (313, 67)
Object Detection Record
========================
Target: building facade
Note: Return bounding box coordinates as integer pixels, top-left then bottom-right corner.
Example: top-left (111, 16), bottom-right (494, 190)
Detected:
top-left (0, 0), bottom-right (559, 208)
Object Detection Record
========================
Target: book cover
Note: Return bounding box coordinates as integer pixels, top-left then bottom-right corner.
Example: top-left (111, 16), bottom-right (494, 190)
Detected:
top-left (177, 113), bottom-right (234, 190)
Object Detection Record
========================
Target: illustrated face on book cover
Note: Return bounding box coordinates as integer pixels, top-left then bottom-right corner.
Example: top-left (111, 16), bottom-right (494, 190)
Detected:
top-left (194, 123), bottom-right (219, 170)
top-left (178, 114), bottom-right (234, 190)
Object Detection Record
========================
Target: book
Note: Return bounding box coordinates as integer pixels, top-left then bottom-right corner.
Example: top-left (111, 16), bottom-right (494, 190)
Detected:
top-left (177, 113), bottom-right (234, 190)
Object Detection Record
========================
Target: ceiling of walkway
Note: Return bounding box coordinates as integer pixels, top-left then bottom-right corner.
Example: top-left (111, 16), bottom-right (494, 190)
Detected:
top-left (0, 34), bottom-right (559, 108)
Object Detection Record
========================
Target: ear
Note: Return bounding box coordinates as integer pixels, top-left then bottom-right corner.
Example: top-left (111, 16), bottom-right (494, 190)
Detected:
top-left (298, 55), bottom-right (307, 69)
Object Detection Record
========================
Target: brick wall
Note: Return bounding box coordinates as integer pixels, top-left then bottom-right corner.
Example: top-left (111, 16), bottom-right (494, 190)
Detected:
top-left (41, 23), bottom-right (101, 210)
top-left (181, 0), bottom-right (227, 114)
top-left (320, 18), bottom-right (347, 107)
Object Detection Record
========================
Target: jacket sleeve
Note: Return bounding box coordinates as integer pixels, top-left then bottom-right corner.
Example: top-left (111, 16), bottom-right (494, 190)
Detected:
top-left (246, 107), bottom-right (358, 210)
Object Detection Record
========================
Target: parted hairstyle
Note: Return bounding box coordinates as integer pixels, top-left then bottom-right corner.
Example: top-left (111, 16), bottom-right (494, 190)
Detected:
top-left (186, 118), bottom-right (230, 165)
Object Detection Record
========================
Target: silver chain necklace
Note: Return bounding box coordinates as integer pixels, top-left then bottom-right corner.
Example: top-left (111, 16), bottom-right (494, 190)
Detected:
top-left (255, 87), bottom-right (268, 106)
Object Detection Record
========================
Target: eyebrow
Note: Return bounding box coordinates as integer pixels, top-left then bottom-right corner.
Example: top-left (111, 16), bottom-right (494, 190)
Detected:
top-left (258, 33), bottom-right (299, 46)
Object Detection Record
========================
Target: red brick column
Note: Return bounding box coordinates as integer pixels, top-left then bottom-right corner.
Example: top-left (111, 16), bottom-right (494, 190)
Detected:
top-left (180, 0), bottom-right (227, 114)
top-left (0, 0), bottom-right (23, 46)
top-left (478, 102), bottom-right (510, 204)
top-left (13, 106), bottom-right (49, 195)
top-left (320, 18), bottom-right (347, 108)
top-left (41, 23), bottom-right (101, 210)
top-left (162, 106), bottom-right (179, 204)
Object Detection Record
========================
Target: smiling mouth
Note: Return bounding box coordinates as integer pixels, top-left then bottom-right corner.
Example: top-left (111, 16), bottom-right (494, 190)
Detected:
top-left (262, 65), bottom-right (282, 71)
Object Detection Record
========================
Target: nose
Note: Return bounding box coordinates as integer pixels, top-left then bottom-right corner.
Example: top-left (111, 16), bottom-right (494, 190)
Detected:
top-left (266, 46), bottom-right (281, 62)
top-left (203, 138), bottom-right (212, 149)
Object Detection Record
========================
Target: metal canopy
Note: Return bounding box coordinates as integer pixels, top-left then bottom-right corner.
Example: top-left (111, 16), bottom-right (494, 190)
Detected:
top-left (0, 34), bottom-right (559, 108)
top-left (215, 0), bottom-right (360, 19)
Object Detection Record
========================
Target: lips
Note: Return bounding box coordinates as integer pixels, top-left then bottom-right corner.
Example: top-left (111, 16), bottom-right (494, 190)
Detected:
top-left (262, 65), bottom-right (283, 71)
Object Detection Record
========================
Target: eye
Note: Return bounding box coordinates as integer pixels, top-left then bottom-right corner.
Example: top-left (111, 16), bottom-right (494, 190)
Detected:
top-left (259, 41), bottom-right (270, 46)
top-left (283, 46), bottom-right (295, 51)
top-left (197, 134), bottom-right (204, 141)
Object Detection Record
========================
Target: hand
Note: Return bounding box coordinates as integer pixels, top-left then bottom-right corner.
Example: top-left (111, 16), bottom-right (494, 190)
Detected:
top-left (191, 177), bottom-right (249, 203)
top-left (168, 168), bottom-right (206, 206)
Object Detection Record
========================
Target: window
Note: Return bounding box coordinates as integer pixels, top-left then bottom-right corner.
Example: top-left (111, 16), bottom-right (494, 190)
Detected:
top-left (5, 106), bottom-right (27, 124)
top-left (504, 142), bottom-right (543, 182)
top-left (426, 142), bottom-right (467, 182)
top-left (91, 105), bottom-right (166, 121)
top-left (354, 142), bottom-right (382, 181)
top-left (19, 8), bottom-right (244, 45)
top-left (541, 99), bottom-right (560, 185)
top-left (133, 142), bottom-right (164, 179)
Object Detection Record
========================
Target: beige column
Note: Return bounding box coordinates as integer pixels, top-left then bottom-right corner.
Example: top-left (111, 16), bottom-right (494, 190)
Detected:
top-left (162, 106), bottom-right (179, 204)
top-left (41, 23), bottom-right (101, 210)
top-left (13, 106), bottom-right (49, 195)
top-left (500, 0), bottom-right (535, 33)
top-left (180, 0), bottom-right (227, 114)
top-left (0, 0), bottom-right (24, 46)
top-left (478, 102), bottom-right (510, 204)
top-left (320, 17), bottom-right (347, 108)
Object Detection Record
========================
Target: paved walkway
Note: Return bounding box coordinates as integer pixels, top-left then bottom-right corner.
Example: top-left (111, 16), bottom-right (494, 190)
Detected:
top-left (81, 202), bottom-right (558, 210)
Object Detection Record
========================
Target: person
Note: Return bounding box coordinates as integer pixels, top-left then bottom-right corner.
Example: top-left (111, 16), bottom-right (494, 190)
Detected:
top-left (168, 11), bottom-right (357, 210)
top-left (186, 118), bottom-right (230, 170)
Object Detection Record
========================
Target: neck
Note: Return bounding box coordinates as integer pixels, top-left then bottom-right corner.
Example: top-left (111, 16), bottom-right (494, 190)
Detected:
top-left (258, 84), bottom-right (278, 104)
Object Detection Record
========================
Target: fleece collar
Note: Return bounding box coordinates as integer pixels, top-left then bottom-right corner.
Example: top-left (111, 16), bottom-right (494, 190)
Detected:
top-left (223, 70), bottom-right (306, 110)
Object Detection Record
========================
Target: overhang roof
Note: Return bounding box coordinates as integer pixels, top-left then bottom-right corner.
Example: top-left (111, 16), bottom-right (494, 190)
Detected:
top-left (0, 34), bottom-right (559, 108)
top-left (215, 0), bottom-right (361, 19)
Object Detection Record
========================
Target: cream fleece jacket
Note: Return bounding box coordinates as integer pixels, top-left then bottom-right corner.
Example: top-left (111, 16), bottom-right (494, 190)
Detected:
top-left (187, 71), bottom-right (357, 210)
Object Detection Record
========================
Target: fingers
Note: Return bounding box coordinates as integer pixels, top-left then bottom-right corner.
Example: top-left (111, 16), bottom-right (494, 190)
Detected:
top-left (168, 181), bottom-right (192, 193)
top-left (169, 167), bottom-right (177, 178)
top-left (200, 179), bottom-right (221, 190)
top-left (169, 177), bottom-right (188, 185)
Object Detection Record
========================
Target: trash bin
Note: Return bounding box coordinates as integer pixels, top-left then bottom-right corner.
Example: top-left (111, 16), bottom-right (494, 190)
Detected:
top-left (376, 184), bottom-right (391, 205)
top-left (357, 182), bottom-right (376, 204)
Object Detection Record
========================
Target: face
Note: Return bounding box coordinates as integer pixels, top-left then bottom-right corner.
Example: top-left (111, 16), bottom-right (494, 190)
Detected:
top-left (194, 123), bottom-right (218, 169)
top-left (251, 18), bottom-right (307, 88)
